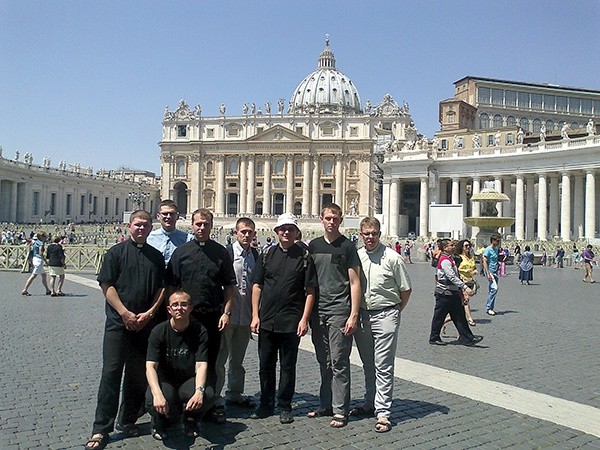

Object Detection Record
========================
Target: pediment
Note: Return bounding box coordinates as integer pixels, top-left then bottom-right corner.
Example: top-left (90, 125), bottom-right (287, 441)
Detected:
top-left (246, 125), bottom-right (311, 143)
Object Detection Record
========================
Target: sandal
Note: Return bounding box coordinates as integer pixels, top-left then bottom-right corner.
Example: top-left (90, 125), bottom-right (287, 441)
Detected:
top-left (57, 291), bottom-right (66, 296)
top-left (84, 433), bottom-right (108, 450)
top-left (375, 418), bottom-right (392, 433)
top-left (21, 291), bottom-right (31, 296)
top-left (307, 407), bottom-right (333, 418)
top-left (349, 405), bottom-right (375, 417)
top-left (467, 320), bottom-right (476, 326)
top-left (329, 414), bottom-right (348, 428)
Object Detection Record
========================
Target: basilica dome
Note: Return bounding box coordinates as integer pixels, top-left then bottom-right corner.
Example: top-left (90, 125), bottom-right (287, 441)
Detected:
top-left (289, 36), bottom-right (363, 115)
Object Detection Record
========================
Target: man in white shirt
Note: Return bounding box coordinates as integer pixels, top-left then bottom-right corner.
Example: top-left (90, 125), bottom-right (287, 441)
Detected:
top-left (147, 200), bottom-right (191, 266)
top-left (353, 217), bottom-right (412, 433)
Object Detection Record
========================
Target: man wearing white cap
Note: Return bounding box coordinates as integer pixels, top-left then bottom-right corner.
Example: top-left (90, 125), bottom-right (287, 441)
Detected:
top-left (250, 213), bottom-right (317, 424)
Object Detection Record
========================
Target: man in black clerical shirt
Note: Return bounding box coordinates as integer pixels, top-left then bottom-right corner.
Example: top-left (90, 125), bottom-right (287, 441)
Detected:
top-left (250, 213), bottom-right (317, 424)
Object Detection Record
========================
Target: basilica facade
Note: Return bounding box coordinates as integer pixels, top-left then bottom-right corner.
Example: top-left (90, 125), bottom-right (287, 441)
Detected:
top-left (159, 37), bottom-right (417, 221)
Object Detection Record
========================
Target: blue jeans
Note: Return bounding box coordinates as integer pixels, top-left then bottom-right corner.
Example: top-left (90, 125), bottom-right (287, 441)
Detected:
top-left (486, 274), bottom-right (498, 311)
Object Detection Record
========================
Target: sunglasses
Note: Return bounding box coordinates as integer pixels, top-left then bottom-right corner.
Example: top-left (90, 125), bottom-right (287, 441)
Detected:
top-left (278, 226), bottom-right (297, 233)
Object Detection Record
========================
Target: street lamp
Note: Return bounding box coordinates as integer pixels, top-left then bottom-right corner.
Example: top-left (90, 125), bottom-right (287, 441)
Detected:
top-left (128, 183), bottom-right (150, 210)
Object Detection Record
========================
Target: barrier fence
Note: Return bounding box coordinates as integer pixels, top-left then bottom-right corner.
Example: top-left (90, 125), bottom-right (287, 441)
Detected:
top-left (0, 244), bottom-right (107, 274)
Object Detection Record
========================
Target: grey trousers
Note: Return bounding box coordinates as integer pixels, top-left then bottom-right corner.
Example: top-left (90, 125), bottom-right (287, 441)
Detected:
top-left (215, 325), bottom-right (252, 401)
top-left (354, 307), bottom-right (400, 419)
top-left (310, 314), bottom-right (353, 416)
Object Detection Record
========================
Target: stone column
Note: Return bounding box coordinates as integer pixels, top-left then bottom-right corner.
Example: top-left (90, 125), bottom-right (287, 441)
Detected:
top-left (335, 156), bottom-right (343, 211)
top-left (470, 178), bottom-right (481, 240)
top-left (189, 155), bottom-right (200, 211)
top-left (9, 181), bottom-right (17, 222)
top-left (286, 156), bottom-right (294, 213)
top-left (389, 179), bottom-right (399, 237)
top-left (382, 179), bottom-right (390, 234)
top-left (247, 155), bottom-right (255, 214)
top-left (494, 177), bottom-right (503, 218)
top-left (549, 174), bottom-right (560, 238)
top-left (560, 172), bottom-right (571, 241)
top-left (537, 173), bottom-right (548, 241)
top-left (585, 170), bottom-right (596, 240)
top-left (239, 155), bottom-right (247, 215)
top-left (419, 177), bottom-right (429, 238)
top-left (215, 155), bottom-right (225, 216)
top-left (302, 155), bottom-right (311, 216)
top-left (573, 173), bottom-right (584, 239)
top-left (451, 178), bottom-right (460, 204)
top-left (525, 176), bottom-right (535, 239)
top-left (311, 156), bottom-right (319, 216)
top-left (515, 174), bottom-right (525, 240)
top-left (263, 156), bottom-right (271, 215)
top-left (160, 155), bottom-right (172, 200)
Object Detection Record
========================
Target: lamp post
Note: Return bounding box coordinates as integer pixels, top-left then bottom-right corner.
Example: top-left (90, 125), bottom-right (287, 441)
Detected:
top-left (128, 183), bottom-right (150, 210)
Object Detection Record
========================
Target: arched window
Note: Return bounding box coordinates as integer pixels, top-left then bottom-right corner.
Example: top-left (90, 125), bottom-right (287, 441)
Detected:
top-left (479, 113), bottom-right (489, 129)
top-left (520, 117), bottom-right (529, 131)
top-left (274, 159), bottom-right (284, 174)
top-left (255, 201), bottom-right (263, 215)
top-left (546, 120), bottom-right (554, 131)
top-left (506, 116), bottom-right (516, 127)
top-left (295, 161), bottom-right (303, 176)
top-left (349, 160), bottom-right (357, 175)
top-left (532, 119), bottom-right (541, 133)
top-left (206, 161), bottom-right (213, 176)
top-left (493, 114), bottom-right (503, 128)
top-left (322, 159), bottom-right (333, 175)
top-left (176, 159), bottom-right (186, 176)
top-left (228, 159), bottom-right (238, 175)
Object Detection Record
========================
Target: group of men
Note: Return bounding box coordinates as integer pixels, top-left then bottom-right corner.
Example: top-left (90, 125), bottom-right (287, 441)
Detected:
top-left (85, 201), bottom-right (413, 449)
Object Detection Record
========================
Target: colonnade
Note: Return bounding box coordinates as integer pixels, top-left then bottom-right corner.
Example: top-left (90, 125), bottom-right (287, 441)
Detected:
top-left (385, 169), bottom-right (598, 241)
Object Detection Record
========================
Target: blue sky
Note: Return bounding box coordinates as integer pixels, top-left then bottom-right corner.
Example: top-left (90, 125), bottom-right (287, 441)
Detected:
top-left (1, 1), bottom-right (599, 173)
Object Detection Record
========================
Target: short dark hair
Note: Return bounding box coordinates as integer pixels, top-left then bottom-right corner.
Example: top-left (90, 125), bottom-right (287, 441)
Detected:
top-left (235, 217), bottom-right (256, 230)
top-left (130, 210), bottom-right (151, 223)
top-left (321, 203), bottom-right (342, 217)
top-left (490, 233), bottom-right (501, 243)
top-left (158, 199), bottom-right (179, 212)
top-left (191, 208), bottom-right (213, 225)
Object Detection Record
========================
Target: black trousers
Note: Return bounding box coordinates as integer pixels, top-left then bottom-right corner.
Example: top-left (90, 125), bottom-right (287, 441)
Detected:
top-left (258, 329), bottom-right (300, 411)
top-left (429, 292), bottom-right (474, 341)
top-left (192, 310), bottom-right (221, 391)
top-left (145, 377), bottom-right (214, 428)
top-left (92, 328), bottom-right (149, 435)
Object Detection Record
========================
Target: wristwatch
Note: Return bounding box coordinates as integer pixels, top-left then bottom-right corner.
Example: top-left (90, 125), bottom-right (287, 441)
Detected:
top-left (223, 311), bottom-right (232, 316)
top-left (195, 386), bottom-right (205, 394)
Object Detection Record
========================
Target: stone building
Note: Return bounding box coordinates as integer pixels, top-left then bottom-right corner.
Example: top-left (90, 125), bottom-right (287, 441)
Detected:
top-left (382, 77), bottom-right (600, 241)
top-left (159, 37), bottom-right (417, 221)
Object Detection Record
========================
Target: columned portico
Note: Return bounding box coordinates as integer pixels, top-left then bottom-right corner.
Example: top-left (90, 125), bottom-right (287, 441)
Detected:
top-left (573, 173), bottom-right (584, 240)
top-left (549, 175), bottom-right (560, 238)
top-left (525, 176), bottom-right (535, 240)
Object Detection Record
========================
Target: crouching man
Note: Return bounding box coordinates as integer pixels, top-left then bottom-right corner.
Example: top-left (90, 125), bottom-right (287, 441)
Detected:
top-left (145, 290), bottom-right (215, 440)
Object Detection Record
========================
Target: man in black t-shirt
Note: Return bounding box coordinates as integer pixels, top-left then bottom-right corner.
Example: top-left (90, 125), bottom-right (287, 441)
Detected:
top-left (146, 291), bottom-right (213, 440)
top-left (167, 208), bottom-right (236, 424)
top-left (86, 210), bottom-right (165, 450)
top-left (250, 213), bottom-right (317, 424)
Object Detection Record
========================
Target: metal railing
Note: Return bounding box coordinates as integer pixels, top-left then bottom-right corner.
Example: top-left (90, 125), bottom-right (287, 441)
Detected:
top-left (0, 244), bottom-right (107, 274)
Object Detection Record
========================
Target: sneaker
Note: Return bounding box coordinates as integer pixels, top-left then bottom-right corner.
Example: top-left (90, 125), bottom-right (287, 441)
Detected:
top-left (486, 309), bottom-right (496, 316)
top-left (279, 410), bottom-right (294, 424)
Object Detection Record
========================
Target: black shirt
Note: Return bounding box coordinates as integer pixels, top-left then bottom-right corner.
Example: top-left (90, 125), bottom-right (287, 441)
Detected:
top-left (147, 320), bottom-right (208, 385)
top-left (251, 243), bottom-right (318, 333)
top-left (46, 243), bottom-right (65, 267)
top-left (97, 239), bottom-right (166, 331)
top-left (167, 239), bottom-right (236, 313)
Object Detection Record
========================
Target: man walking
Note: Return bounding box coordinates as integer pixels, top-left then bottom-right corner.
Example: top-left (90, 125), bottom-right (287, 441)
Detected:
top-left (167, 208), bottom-right (236, 424)
top-left (482, 233), bottom-right (501, 316)
top-left (308, 203), bottom-right (361, 428)
top-left (85, 210), bottom-right (166, 450)
top-left (215, 217), bottom-right (259, 409)
top-left (249, 213), bottom-right (317, 424)
top-left (353, 217), bottom-right (412, 433)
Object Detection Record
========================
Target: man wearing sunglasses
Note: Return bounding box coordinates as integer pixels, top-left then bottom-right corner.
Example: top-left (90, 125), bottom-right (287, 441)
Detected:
top-left (147, 200), bottom-right (192, 266)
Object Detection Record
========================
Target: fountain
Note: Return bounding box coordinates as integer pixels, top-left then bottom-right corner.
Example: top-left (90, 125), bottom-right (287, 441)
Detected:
top-left (463, 181), bottom-right (515, 247)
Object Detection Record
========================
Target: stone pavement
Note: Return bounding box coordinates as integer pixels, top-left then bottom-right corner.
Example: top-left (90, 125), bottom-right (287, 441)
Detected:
top-left (1, 262), bottom-right (599, 449)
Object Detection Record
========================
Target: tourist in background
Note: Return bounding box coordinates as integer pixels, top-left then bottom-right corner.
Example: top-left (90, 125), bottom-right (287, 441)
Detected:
top-left (582, 245), bottom-right (596, 283)
top-left (518, 245), bottom-right (534, 285)
top-left (46, 236), bottom-right (66, 296)
top-left (21, 230), bottom-right (50, 296)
